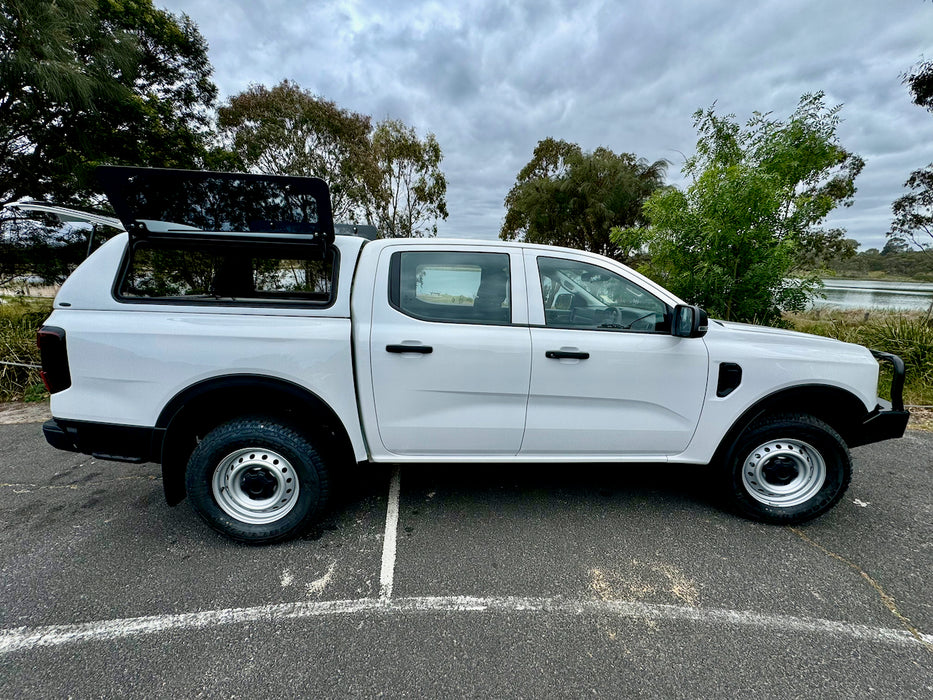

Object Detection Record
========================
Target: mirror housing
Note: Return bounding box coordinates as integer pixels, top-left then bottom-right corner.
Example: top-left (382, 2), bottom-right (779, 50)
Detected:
top-left (672, 304), bottom-right (709, 338)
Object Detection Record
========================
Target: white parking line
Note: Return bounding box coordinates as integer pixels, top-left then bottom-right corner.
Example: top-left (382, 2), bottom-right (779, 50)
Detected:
top-left (379, 466), bottom-right (401, 601)
top-left (1, 596), bottom-right (930, 656)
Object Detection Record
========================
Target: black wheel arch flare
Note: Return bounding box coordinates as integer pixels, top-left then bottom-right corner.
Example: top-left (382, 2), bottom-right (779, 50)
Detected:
top-left (156, 374), bottom-right (354, 506)
top-left (711, 384), bottom-right (870, 467)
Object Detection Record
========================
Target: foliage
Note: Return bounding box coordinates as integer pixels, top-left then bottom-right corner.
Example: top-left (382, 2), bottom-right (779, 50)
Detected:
top-left (500, 138), bottom-right (667, 261)
top-left (218, 84), bottom-right (448, 237)
top-left (1, 0), bottom-right (217, 283)
top-left (889, 165), bottom-right (933, 253)
top-left (367, 119), bottom-right (448, 238)
top-left (888, 60), bottom-right (933, 253)
top-left (861, 316), bottom-right (933, 388)
top-left (0, 297), bottom-right (51, 401)
top-left (622, 93), bottom-right (864, 324)
top-left (904, 59), bottom-right (933, 113)
top-left (821, 244), bottom-right (933, 282)
top-left (0, 0), bottom-right (217, 207)
top-left (217, 81), bottom-right (377, 223)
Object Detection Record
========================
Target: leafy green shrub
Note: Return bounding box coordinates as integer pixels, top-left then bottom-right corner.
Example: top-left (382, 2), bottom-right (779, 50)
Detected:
top-left (0, 298), bottom-right (52, 401)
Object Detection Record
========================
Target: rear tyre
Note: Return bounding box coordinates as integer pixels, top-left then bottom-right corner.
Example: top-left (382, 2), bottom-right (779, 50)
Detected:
top-left (185, 417), bottom-right (329, 543)
top-left (723, 413), bottom-right (851, 524)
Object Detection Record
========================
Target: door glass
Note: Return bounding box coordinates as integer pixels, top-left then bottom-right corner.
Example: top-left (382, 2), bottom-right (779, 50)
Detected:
top-left (537, 256), bottom-right (668, 332)
top-left (391, 251), bottom-right (511, 325)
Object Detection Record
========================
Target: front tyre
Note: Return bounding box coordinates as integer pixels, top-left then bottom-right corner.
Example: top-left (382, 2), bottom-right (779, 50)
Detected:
top-left (185, 417), bottom-right (329, 543)
top-left (724, 413), bottom-right (852, 524)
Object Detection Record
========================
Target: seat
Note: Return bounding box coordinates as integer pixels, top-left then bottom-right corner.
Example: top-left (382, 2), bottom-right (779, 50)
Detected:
top-left (472, 268), bottom-right (510, 324)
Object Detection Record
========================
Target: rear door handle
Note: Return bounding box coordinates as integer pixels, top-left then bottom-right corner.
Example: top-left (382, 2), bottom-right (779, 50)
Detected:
top-left (545, 350), bottom-right (589, 360)
top-left (387, 344), bottom-right (433, 354)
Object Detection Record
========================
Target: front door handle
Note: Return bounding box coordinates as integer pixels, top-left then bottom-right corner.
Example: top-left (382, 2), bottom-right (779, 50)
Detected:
top-left (545, 350), bottom-right (589, 360)
top-left (387, 344), bottom-right (433, 354)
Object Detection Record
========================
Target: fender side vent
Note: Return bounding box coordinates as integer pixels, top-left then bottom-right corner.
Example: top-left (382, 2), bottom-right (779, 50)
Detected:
top-left (717, 363), bottom-right (742, 398)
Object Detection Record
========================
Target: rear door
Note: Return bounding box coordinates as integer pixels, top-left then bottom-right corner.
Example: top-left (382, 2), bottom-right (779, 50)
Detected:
top-left (369, 245), bottom-right (531, 456)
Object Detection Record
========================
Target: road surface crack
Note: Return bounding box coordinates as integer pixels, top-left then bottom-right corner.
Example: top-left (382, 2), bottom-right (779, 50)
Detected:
top-left (790, 527), bottom-right (932, 654)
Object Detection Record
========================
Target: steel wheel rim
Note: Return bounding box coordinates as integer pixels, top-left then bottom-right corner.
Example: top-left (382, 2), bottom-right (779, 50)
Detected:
top-left (741, 439), bottom-right (826, 508)
top-left (211, 447), bottom-right (299, 524)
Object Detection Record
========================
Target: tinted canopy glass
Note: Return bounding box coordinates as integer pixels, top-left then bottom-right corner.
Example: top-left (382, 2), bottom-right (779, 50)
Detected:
top-left (97, 166), bottom-right (334, 240)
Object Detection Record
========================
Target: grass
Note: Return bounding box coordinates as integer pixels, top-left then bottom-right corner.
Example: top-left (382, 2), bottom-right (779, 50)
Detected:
top-left (0, 296), bottom-right (53, 402)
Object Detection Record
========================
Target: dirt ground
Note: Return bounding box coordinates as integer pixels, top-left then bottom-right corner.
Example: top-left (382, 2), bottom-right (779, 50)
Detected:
top-left (0, 401), bottom-right (51, 425)
top-left (908, 405), bottom-right (933, 431)
top-left (2, 400), bottom-right (930, 430)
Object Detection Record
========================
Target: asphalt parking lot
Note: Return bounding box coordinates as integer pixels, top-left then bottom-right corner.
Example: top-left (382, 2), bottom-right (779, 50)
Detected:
top-left (1, 417), bottom-right (931, 699)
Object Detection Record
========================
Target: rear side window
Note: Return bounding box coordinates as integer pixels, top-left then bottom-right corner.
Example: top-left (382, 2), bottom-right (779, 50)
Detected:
top-left (389, 251), bottom-right (511, 325)
top-left (118, 241), bottom-right (335, 305)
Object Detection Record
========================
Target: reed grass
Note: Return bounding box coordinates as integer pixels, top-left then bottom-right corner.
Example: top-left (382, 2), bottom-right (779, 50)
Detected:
top-left (0, 297), bottom-right (53, 401)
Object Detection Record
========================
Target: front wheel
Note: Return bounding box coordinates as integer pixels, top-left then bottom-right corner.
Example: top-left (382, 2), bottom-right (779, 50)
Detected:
top-left (185, 417), bottom-right (329, 543)
top-left (723, 413), bottom-right (852, 524)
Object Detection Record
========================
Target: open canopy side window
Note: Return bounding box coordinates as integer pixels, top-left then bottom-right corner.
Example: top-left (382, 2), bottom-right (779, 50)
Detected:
top-left (96, 166), bottom-right (335, 247)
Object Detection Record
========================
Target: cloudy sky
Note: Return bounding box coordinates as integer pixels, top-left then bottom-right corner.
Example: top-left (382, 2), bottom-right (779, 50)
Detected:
top-left (159, 0), bottom-right (933, 250)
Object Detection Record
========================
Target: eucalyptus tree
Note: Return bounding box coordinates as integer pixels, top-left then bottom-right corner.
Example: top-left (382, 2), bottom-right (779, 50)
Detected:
top-left (217, 81), bottom-right (378, 223)
top-left (889, 61), bottom-right (933, 253)
top-left (0, 0), bottom-right (216, 207)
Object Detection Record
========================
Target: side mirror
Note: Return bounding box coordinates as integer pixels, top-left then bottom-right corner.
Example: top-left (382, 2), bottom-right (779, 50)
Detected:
top-left (672, 304), bottom-right (709, 338)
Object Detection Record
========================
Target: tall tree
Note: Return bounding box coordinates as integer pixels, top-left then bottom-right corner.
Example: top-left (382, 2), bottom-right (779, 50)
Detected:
top-left (500, 138), bottom-right (667, 261)
top-left (367, 119), bottom-right (448, 237)
top-left (888, 61), bottom-right (933, 252)
top-left (0, 0), bottom-right (217, 207)
top-left (1, 0), bottom-right (217, 283)
top-left (217, 81), bottom-right (377, 222)
top-left (620, 93), bottom-right (864, 324)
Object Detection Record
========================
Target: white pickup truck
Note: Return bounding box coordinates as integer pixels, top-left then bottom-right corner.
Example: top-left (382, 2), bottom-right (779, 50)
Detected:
top-left (38, 167), bottom-right (909, 543)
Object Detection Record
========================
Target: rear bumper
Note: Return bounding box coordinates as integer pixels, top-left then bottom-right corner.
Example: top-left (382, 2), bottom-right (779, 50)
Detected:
top-left (43, 418), bottom-right (162, 464)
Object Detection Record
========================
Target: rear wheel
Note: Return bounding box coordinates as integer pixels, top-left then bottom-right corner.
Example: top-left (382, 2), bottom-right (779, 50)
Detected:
top-left (185, 417), bottom-right (329, 543)
top-left (724, 413), bottom-right (851, 524)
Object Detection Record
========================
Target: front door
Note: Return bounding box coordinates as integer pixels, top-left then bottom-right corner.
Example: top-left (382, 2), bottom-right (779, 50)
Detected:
top-left (520, 251), bottom-right (709, 457)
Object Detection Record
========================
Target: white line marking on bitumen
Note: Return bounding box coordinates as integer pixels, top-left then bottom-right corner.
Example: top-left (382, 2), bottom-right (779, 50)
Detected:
top-left (379, 466), bottom-right (401, 602)
top-left (1, 596), bottom-right (930, 656)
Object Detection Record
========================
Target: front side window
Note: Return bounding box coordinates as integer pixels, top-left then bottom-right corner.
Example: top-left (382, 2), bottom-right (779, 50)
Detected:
top-left (119, 241), bottom-right (335, 305)
top-left (390, 251), bottom-right (511, 325)
top-left (537, 256), bottom-right (668, 332)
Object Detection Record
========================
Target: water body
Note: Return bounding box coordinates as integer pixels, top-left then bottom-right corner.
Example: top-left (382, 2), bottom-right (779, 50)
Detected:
top-left (812, 279), bottom-right (933, 312)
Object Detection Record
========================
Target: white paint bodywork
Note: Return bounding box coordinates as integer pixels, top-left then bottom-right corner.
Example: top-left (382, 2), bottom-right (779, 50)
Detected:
top-left (48, 234), bottom-right (882, 466)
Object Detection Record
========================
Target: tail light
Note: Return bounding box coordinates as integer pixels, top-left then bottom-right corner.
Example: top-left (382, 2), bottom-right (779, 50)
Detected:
top-left (36, 326), bottom-right (71, 393)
